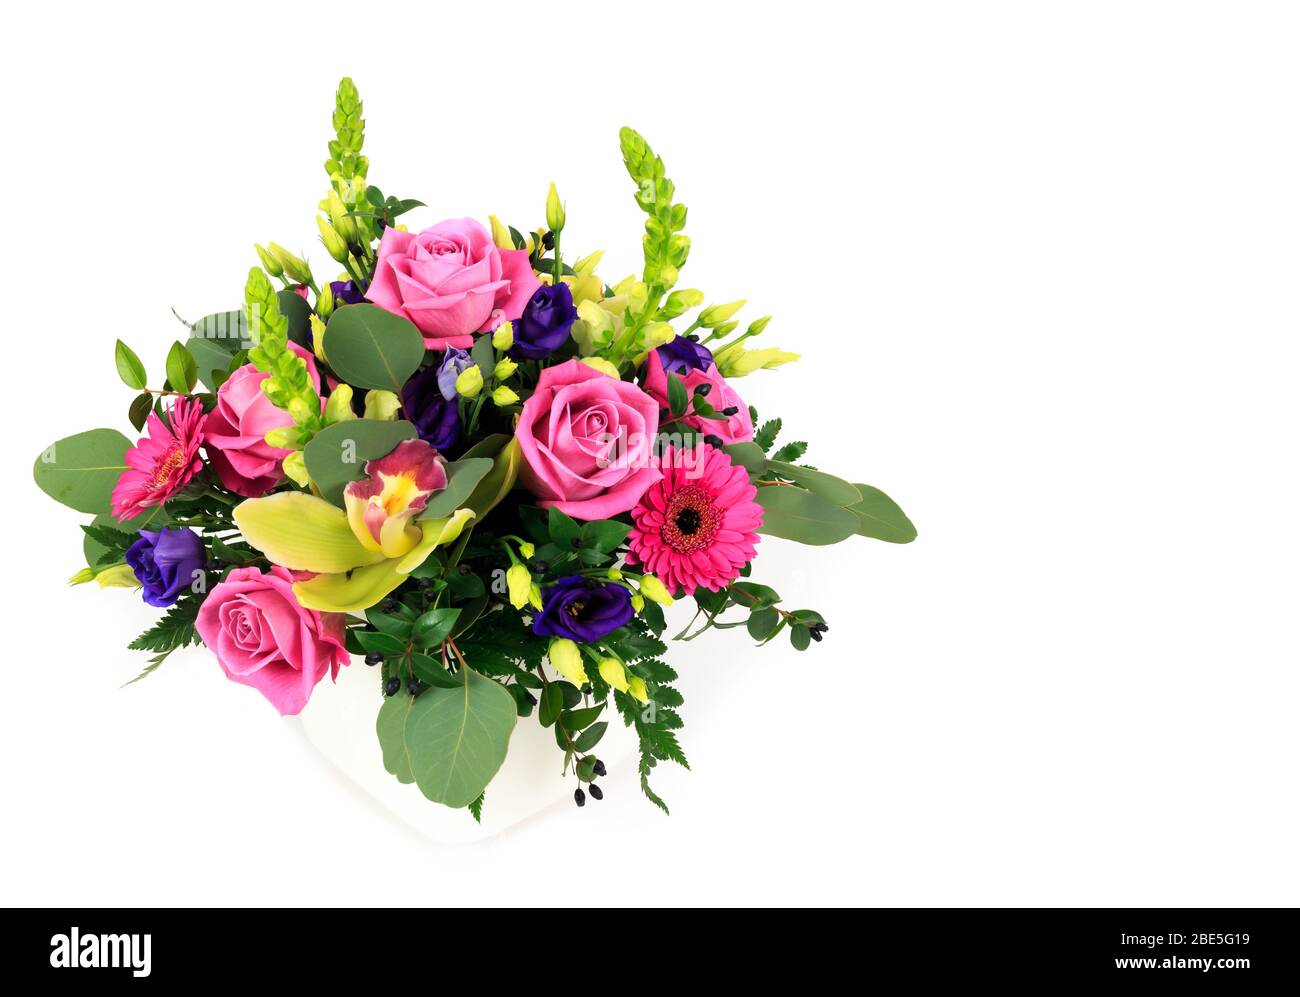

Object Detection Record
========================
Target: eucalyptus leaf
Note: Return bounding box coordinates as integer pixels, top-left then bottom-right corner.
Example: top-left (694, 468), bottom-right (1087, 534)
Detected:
top-left (418, 458), bottom-right (493, 519)
top-left (766, 460), bottom-right (862, 507)
top-left (324, 303), bottom-right (425, 392)
top-left (848, 483), bottom-right (917, 543)
top-left (404, 668), bottom-right (517, 808)
top-left (303, 419), bottom-right (418, 506)
top-left (376, 694), bottom-right (415, 783)
top-left (33, 429), bottom-right (132, 515)
top-left (723, 441), bottom-right (767, 474)
top-left (754, 486), bottom-right (859, 546)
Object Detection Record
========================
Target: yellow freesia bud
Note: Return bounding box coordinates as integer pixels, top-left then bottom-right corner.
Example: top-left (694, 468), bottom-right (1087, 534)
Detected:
top-left (323, 383), bottom-right (356, 424)
top-left (363, 389), bottom-right (401, 421)
top-left (317, 216), bottom-right (349, 264)
top-left (95, 563), bottom-right (141, 590)
top-left (580, 357), bottom-right (620, 378)
top-left (264, 427), bottom-right (299, 450)
top-left (309, 314), bottom-right (329, 364)
top-left (606, 568), bottom-right (623, 580)
top-left (455, 366), bottom-right (484, 398)
top-left (698, 299), bottom-right (746, 328)
top-left (642, 322), bottom-right (676, 350)
top-left (268, 242), bottom-right (312, 284)
top-left (317, 282), bottom-right (335, 320)
top-left (488, 214), bottom-right (514, 251)
top-left (255, 243), bottom-right (284, 278)
top-left (548, 638), bottom-right (588, 684)
top-left (68, 566), bottom-right (97, 585)
top-left (573, 250), bottom-right (604, 274)
top-left (326, 190), bottom-right (358, 243)
top-left (528, 583), bottom-right (543, 611)
top-left (661, 288), bottom-right (704, 318)
top-left (745, 315), bottom-right (773, 337)
top-left (638, 574), bottom-right (675, 606)
top-left (627, 675), bottom-right (650, 704)
top-left (545, 182), bottom-right (565, 232)
top-left (714, 343), bottom-right (800, 378)
top-left (491, 385), bottom-right (520, 406)
top-left (598, 657), bottom-right (629, 693)
top-left (506, 563), bottom-right (531, 609)
top-left (492, 321), bottom-right (514, 350)
top-left (518, 541), bottom-right (535, 559)
top-left (281, 450), bottom-right (310, 487)
top-left (631, 593), bottom-right (645, 612)
top-left (493, 357), bottom-right (518, 380)
top-left (564, 272), bottom-right (603, 307)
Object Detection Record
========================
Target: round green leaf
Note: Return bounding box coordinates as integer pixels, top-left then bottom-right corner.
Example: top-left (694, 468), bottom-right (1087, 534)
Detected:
top-left (376, 694), bottom-right (415, 784)
top-left (34, 429), bottom-right (132, 515)
top-left (303, 419), bottom-right (418, 506)
top-left (404, 668), bottom-right (517, 808)
top-left (754, 486), bottom-right (859, 546)
top-left (324, 303), bottom-right (425, 392)
top-left (418, 458), bottom-right (494, 519)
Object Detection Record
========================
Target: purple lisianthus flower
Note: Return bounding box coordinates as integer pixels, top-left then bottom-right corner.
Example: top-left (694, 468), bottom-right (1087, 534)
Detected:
top-left (401, 363), bottom-right (462, 452)
top-left (510, 283), bottom-right (579, 360)
top-left (436, 347), bottom-right (474, 401)
top-left (658, 335), bottom-right (714, 374)
top-left (125, 527), bottom-right (206, 608)
top-left (532, 575), bottom-right (634, 642)
top-left (330, 280), bottom-right (365, 305)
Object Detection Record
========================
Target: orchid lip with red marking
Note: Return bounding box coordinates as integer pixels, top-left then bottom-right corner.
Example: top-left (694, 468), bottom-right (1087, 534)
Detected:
top-left (343, 439), bottom-right (448, 555)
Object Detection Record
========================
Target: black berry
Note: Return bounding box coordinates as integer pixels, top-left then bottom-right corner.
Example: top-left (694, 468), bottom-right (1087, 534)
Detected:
top-left (588, 783), bottom-right (604, 801)
top-left (381, 599), bottom-right (398, 613)
top-left (364, 652), bottom-right (383, 666)
top-left (524, 691), bottom-right (537, 706)
top-left (406, 678), bottom-right (420, 696)
top-left (593, 760), bottom-right (607, 777)
top-left (384, 677), bottom-right (401, 696)
top-left (574, 788), bottom-right (586, 807)
top-left (809, 628), bottom-right (823, 642)
top-left (204, 559), bottom-right (223, 572)
top-left (695, 383), bottom-right (711, 396)
top-left (722, 406), bottom-right (738, 416)
top-left (417, 577), bottom-right (434, 590)
top-left (703, 434), bottom-right (724, 447)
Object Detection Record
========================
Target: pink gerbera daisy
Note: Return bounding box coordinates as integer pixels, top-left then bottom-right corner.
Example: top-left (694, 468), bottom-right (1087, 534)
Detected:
top-left (627, 444), bottom-right (763, 595)
top-left (111, 397), bottom-right (207, 521)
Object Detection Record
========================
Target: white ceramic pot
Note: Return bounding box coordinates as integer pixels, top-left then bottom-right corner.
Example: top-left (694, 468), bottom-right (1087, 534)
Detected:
top-left (297, 657), bottom-right (639, 843)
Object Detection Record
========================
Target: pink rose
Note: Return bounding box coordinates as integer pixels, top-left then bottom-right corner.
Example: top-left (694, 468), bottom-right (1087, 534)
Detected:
top-left (516, 359), bottom-right (662, 521)
top-left (642, 348), bottom-right (755, 444)
top-left (204, 342), bottom-right (321, 497)
top-left (196, 565), bottom-right (349, 716)
top-left (367, 217), bottom-right (541, 350)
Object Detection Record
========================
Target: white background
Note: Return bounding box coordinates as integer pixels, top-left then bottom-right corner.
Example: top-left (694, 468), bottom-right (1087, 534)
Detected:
top-left (2, 1), bottom-right (1297, 906)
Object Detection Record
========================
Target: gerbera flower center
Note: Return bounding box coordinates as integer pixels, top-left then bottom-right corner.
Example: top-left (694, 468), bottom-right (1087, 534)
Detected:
top-left (148, 442), bottom-right (188, 489)
top-left (662, 485), bottom-right (721, 554)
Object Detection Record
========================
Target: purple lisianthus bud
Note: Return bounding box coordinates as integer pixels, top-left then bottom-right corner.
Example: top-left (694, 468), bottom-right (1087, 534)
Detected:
top-left (436, 347), bottom-right (474, 401)
top-left (125, 527), bottom-right (206, 608)
top-left (330, 280), bottom-right (365, 305)
top-left (401, 363), bottom-right (462, 451)
top-left (658, 334), bottom-right (714, 374)
top-left (532, 575), bottom-right (634, 643)
top-left (510, 283), bottom-right (579, 360)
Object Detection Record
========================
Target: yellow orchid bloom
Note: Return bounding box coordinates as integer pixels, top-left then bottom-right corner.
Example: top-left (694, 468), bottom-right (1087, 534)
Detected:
top-left (233, 439), bottom-right (476, 614)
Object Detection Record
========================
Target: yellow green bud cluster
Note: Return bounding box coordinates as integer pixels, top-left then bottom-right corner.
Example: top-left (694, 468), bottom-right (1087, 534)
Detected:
top-left (244, 267), bottom-right (324, 449)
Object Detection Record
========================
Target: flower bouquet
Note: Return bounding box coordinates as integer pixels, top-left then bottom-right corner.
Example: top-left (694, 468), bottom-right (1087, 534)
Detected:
top-left (33, 78), bottom-right (915, 819)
